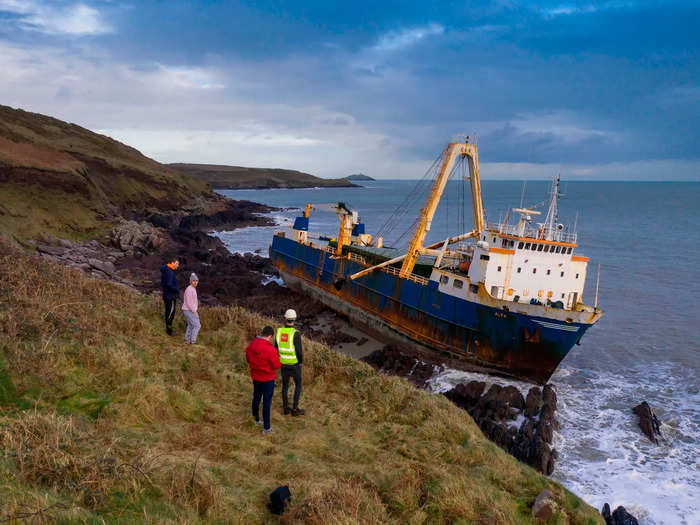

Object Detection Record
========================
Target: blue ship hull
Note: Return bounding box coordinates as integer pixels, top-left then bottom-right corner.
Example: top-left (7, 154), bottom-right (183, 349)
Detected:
top-left (271, 235), bottom-right (592, 384)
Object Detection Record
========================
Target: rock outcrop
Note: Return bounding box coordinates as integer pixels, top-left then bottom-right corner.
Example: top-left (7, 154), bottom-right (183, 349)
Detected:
top-left (361, 347), bottom-right (560, 474)
top-left (532, 489), bottom-right (556, 520)
top-left (445, 380), bottom-right (560, 475)
top-left (110, 220), bottom-right (165, 255)
top-left (362, 346), bottom-right (441, 389)
top-left (632, 401), bottom-right (662, 445)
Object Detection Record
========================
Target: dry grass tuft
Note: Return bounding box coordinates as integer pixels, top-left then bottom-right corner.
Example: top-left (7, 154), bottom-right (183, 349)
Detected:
top-left (0, 244), bottom-right (603, 524)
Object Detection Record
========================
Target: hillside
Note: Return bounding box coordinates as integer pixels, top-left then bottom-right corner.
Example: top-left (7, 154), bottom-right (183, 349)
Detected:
top-left (0, 245), bottom-right (602, 523)
top-left (169, 163), bottom-right (358, 189)
top-left (0, 104), bottom-right (218, 243)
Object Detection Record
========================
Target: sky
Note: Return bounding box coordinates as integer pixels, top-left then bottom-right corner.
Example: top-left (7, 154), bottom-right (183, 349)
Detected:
top-left (0, 0), bottom-right (698, 180)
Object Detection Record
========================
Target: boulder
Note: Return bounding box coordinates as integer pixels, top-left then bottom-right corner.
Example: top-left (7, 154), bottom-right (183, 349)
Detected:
top-left (601, 503), bottom-right (639, 525)
top-left (632, 401), bottom-right (662, 445)
top-left (525, 386), bottom-right (542, 417)
top-left (88, 258), bottom-right (116, 276)
top-left (532, 489), bottom-right (556, 521)
top-left (110, 220), bottom-right (164, 255)
top-left (542, 384), bottom-right (557, 411)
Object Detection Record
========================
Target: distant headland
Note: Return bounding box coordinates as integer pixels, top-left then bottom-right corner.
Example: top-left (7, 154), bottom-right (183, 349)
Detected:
top-left (168, 163), bottom-right (359, 190)
top-left (346, 173), bottom-right (375, 181)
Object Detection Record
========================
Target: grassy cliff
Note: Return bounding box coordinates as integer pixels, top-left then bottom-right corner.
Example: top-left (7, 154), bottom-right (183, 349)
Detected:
top-left (0, 105), bottom-right (214, 242)
top-left (0, 246), bottom-right (602, 523)
top-left (169, 163), bottom-right (358, 189)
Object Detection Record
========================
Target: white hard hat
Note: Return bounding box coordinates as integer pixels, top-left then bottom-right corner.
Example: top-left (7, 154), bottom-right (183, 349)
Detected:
top-left (284, 309), bottom-right (297, 320)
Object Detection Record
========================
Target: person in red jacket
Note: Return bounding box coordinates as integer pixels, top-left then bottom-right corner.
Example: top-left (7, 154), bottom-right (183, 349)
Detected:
top-left (245, 326), bottom-right (281, 434)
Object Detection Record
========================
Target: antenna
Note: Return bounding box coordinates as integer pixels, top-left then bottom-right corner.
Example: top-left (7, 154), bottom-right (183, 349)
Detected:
top-left (519, 180), bottom-right (527, 209)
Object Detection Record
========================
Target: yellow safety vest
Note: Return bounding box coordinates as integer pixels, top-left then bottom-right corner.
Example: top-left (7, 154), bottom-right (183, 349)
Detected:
top-left (276, 327), bottom-right (298, 365)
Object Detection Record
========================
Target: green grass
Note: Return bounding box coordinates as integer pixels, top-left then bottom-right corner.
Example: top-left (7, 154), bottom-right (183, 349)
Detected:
top-left (0, 246), bottom-right (603, 524)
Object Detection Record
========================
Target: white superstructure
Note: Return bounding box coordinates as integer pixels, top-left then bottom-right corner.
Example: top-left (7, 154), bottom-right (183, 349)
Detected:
top-left (431, 176), bottom-right (589, 311)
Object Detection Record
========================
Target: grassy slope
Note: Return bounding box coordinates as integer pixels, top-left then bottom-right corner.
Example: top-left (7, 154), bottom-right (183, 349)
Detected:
top-left (0, 105), bottom-right (213, 242)
top-left (0, 248), bottom-right (602, 524)
top-left (169, 163), bottom-right (357, 189)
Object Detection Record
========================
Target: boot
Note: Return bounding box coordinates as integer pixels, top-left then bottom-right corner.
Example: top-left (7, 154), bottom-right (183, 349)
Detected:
top-left (291, 408), bottom-right (305, 416)
top-left (283, 406), bottom-right (291, 415)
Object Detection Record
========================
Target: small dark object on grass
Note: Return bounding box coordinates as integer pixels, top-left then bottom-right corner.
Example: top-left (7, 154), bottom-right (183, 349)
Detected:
top-left (268, 485), bottom-right (291, 515)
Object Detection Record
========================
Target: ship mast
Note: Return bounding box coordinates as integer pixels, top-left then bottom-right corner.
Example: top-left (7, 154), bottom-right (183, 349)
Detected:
top-left (399, 139), bottom-right (485, 278)
top-left (543, 174), bottom-right (560, 241)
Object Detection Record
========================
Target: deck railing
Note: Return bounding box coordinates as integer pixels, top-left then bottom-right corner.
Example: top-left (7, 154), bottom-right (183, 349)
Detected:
top-left (487, 222), bottom-right (578, 244)
top-left (345, 251), bottom-right (428, 285)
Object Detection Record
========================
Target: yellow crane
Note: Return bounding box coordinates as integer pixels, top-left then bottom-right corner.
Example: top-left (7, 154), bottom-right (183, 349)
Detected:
top-left (335, 138), bottom-right (485, 287)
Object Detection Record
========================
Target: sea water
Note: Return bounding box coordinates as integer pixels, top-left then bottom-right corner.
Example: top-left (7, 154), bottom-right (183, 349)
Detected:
top-left (216, 181), bottom-right (700, 524)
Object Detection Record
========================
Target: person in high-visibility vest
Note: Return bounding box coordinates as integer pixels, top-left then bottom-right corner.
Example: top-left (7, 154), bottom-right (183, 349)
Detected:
top-left (275, 309), bottom-right (305, 416)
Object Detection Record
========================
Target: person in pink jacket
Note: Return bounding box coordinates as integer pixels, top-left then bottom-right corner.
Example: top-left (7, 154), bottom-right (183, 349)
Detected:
top-left (182, 273), bottom-right (200, 344)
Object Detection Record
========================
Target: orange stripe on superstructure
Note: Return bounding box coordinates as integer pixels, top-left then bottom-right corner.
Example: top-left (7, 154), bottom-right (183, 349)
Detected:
top-left (489, 248), bottom-right (515, 254)
top-left (571, 255), bottom-right (589, 262)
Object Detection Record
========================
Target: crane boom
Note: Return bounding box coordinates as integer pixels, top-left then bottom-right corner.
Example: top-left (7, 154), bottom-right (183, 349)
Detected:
top-left (399, 140), bottom-right (485, 278)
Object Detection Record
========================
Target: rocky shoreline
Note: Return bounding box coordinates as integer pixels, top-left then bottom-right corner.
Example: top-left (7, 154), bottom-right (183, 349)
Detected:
top-left (362, 346), bottom-right (560, 475)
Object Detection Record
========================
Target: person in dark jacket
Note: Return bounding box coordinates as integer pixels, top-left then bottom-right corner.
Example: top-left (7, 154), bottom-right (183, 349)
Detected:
top-left (160, 257), bottom-right (180, 335)
top-left (245, 326), bottom-right (281, 434)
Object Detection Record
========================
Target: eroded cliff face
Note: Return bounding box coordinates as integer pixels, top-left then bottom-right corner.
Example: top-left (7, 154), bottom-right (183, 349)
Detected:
top-left (0, 104), bottom-right (217, 242)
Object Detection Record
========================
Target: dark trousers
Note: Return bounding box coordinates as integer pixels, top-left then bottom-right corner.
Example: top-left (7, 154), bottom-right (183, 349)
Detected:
top-left (281, 364), bottom-right (302, 410)
top-left (252, 380), bottom-right (275, 430)
top-left (163, 298), bottom-right (176, 333)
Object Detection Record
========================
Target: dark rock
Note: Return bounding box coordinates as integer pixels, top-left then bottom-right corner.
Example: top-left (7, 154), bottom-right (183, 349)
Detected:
top-left (632, 401), bottom-right (662, 445)
top-left (601, 503), bottom-right (613, 525)
top-left (525, 386), bottom-right (542, 417)
top-left (542, 384), bottom-right (557, 411)
top-left (612, 506), bottom-right (639, 525)
top-left (361, 346), bottom-right (437, 388)
top-left (601, 503), bottom-right (639, 525)
top-left (501, 385), bottom-right (525, 410)
top-left (532, 489), bottom-right (555, 520)
top-left (536, 417), bottom-right (554, 444)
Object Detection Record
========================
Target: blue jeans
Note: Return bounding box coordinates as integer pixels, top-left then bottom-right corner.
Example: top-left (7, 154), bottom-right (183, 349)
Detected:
top-left (252, 380), bottom-right (275, 430)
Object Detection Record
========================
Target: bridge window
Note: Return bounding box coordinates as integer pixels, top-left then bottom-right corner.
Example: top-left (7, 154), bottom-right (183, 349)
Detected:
top-left (531, 244), bottom-right (537, 250)
top-left (525, 243), bottom-right (531, 249)
top-left (544, 245), bottom-right (550, 252)
top-left (567, 247), bottom-right (572, 254)
top-left (518, 242), bottom-right (524, 249)
top-left (492, 237), bottom-right (496, 243)
top-left (439, 275), bottom-right (448, 284)
top-left (469, 284), bottom-right (479, 293)
top-left (537, 244), bottom-right (544, 251)
top-left (556, 246), bottom-right (561, 253)
top-left (453, 279), bottom-right (463, 289)
top-left (480, 254), bottom-right (490, 261)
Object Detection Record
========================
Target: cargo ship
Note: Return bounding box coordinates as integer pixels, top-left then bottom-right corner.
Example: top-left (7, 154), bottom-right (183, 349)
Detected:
top-left (269, 140), bottom-right (602, 384)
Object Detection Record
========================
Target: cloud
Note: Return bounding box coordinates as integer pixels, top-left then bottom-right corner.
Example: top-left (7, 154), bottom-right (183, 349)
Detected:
top-left (373, 23), bottom-right (444, 51)
top-left (0, 0), bottom-right (112, 35)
